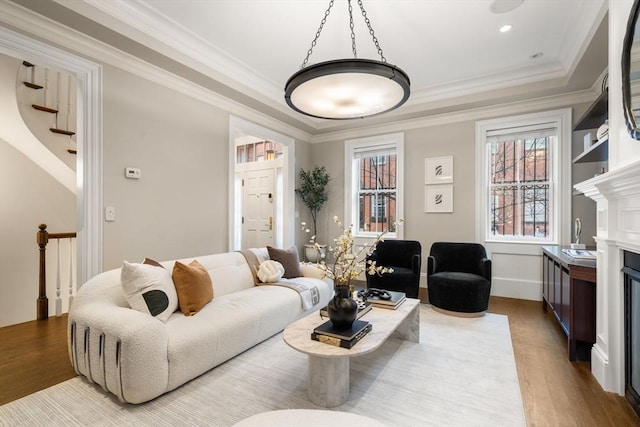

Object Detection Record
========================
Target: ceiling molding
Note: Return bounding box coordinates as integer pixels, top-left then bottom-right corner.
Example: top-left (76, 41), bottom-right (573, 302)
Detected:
top-left (308, 87), bottom-right (600, 144)
top-left (56, 0), bottom-right (608, 129)
top-left (1, 0), bottom-right (313, 142)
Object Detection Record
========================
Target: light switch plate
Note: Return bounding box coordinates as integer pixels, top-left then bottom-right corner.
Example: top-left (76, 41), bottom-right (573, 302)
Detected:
top-left (105, 206), bottom-right (116, 222)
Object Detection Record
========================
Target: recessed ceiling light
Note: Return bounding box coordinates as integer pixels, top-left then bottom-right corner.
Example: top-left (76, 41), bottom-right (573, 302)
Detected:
top-left (500, 25), bottom-right (512, 33)
top-left (490, 0), bottom-right (525, 14)
top-left (530, 52), bottom-right (544, 59)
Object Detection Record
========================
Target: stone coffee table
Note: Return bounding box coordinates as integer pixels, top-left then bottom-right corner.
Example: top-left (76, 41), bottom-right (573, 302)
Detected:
top-left (283, 298), bottom-right (420, 407)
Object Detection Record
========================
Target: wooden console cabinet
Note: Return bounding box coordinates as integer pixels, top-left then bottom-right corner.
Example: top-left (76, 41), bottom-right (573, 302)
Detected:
top-left (541, 246), bottom-right (596, 361)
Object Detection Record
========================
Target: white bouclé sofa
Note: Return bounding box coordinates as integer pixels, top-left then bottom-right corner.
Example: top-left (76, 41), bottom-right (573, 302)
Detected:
top-left (68, 250), bottom-right (333, 404)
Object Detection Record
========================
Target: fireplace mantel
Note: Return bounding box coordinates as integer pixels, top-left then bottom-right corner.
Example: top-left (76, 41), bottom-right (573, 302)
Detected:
top-left (573, 159), bottom-right (640, 394)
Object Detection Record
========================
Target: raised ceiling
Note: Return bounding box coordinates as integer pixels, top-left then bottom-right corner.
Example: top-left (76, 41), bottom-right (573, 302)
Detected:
top-left (13, 0), bottom-right (608, 134)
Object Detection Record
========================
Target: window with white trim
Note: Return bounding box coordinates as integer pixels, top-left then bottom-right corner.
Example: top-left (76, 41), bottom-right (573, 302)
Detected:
top-left (488, 128), bottom-right (555, 240)
top-left (345, 133), bottom-right (404, 239)
top-left (476, 109), bottom-right (571, 245)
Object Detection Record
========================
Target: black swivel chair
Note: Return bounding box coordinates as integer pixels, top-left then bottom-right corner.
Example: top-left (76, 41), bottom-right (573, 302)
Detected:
top-left (365, 240), bottom-right (422, 299)
top-left (427, 242), bottom-right (492, 316)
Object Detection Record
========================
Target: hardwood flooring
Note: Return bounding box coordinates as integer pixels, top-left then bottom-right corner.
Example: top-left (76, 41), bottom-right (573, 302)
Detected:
top-left (0, 314), bottom-right (76, 405)
top-left (1, 297), bottom-right (639, 426)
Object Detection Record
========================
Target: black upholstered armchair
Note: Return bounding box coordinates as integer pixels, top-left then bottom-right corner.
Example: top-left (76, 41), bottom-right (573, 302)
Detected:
top-left (366, 240), bottom-right (422, 299)
top-left (427, 242), bottom-right (491, 315)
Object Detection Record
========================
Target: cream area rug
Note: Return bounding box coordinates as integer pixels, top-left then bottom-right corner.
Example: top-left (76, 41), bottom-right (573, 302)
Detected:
top-left (0, 305), bottom-right (526, 426)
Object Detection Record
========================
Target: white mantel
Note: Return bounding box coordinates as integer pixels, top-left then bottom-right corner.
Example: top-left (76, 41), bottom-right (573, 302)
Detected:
top-left (574, 159), bottom-right (640, 394)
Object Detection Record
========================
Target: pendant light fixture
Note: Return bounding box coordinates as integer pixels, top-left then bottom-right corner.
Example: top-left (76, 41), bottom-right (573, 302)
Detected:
top-left (284, 0), bottom-right (410, 120)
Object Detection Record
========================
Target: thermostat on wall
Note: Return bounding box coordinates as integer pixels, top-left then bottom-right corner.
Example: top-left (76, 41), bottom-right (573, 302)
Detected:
top-left (125, 167), bottom-right (141, 179)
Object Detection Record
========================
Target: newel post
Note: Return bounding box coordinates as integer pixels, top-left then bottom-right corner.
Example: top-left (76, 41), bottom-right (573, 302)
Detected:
top-left (37, 224), bottom-right (49, 320)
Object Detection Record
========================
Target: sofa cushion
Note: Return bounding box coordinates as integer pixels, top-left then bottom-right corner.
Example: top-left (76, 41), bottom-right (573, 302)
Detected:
top-left (121, 261), bottom-right (178, 322)
top-left (267, 246), bottom-right (302, 278)
top-left (172, 260), bottom-right (214, 316)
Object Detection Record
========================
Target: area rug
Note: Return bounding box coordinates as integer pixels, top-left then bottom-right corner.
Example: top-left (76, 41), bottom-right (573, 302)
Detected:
top-left (0, 305), bottom-right (526, 426)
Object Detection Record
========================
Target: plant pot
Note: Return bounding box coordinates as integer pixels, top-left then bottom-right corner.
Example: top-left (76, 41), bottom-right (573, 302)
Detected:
top-left (304, 244), bottom-right (327, 263)
top-left (327, 285), bottom-right (358, 330)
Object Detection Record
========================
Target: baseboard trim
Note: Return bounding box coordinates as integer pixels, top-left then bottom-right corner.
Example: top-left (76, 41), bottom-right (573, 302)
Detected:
top-left (591, 343), bottom-right (610, 392)
top-left (490, 277), bottom-right (541, 301)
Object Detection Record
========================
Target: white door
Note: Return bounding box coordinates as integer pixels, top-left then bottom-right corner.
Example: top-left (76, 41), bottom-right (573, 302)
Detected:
top-left (242, 169), bottom-right (275, 248)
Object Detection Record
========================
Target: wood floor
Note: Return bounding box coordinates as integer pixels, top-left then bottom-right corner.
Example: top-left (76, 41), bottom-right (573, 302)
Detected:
top-left (1, 298), bottom-right (639, 426)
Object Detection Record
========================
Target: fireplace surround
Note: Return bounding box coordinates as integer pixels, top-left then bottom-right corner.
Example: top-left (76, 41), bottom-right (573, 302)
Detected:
top-left (624, 250), bottom-right (640, 416)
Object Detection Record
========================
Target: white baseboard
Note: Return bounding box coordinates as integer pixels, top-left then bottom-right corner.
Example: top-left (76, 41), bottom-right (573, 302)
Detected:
top-left (591, 344), bottom-right (610, 391)
top-left (490, 277), bottom-right (541, 301)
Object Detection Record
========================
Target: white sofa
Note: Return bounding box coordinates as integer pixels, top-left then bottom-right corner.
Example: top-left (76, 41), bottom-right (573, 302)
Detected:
top-left (68, 251), bottom-right (333, 404)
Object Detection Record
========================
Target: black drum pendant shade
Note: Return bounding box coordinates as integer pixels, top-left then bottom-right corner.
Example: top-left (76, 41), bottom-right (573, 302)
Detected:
top-left (285, 59), bottom-right (410, 120)
top-left (284, 0), bottom-right (410, 120)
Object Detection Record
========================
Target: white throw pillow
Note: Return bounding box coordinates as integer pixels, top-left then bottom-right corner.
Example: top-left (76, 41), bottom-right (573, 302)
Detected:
top-left (257, 260), bottom-right (285, 283)
top-left (121, 261), bottom-right (178, 322)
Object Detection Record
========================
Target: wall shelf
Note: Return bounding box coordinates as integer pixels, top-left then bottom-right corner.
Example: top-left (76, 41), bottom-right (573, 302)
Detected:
top-left (573, 89), bottom-right (608, 131)
top-left (573, 138), bottom-right (608, 163)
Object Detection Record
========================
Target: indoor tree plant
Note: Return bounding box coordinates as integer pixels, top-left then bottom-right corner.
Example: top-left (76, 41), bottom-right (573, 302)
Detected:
top-left (296, 166), bottom-right (330, 262)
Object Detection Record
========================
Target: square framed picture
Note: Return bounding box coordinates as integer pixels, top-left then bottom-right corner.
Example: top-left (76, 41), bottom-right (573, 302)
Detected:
top-left (425, 185), bottom-right (453, 213)
top-left (425, 156), bottom-right (453, 184)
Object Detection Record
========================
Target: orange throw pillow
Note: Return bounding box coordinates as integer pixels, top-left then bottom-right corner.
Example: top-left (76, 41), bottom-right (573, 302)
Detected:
top-left (172, 260), bottom-right (213, 316)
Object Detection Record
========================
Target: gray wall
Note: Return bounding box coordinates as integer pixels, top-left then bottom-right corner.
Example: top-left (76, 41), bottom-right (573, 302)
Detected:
top-left (0, 141), bottom-right (76, 326)
top-left (102, 65), bottom-right (230, 269)
top-left (309, 101), bottom-right (599, 277)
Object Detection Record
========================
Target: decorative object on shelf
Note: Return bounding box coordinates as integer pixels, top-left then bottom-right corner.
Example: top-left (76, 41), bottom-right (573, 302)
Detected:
top-left (596, 119), bottom-right (609, 142)
top-left (310, 216), bottom-right (401, 329)
top-left (583, 132), bottom-right (593, 151)
top-left (296, 166), bottom-right (330, 262)
top-left (622, 0), bottom-right (640, 140)
top-left (425, 185), bottom-right (454, 213)
top-left (425, 156), bottom-right (454, 184)
top-left (284, 0), bottom-right (410, 120)
top-left (571, 218), bottom-right (586, 250)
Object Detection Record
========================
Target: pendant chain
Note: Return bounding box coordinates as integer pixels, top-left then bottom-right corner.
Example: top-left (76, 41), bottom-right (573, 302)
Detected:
top-left (300, 0), bottom-right (386, 69)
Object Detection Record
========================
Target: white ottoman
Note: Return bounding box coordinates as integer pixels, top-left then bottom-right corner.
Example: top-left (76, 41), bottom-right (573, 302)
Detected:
top-left (233, 409), bottom-right (388, 427)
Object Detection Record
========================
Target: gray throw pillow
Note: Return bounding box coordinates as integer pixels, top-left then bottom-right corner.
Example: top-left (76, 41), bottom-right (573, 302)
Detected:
top-left (267, 246), bottom-right (302, 279)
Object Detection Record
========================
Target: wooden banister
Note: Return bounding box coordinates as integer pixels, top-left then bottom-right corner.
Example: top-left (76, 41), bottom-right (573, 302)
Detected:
top-left (37, 224), bottom-right (76, 320)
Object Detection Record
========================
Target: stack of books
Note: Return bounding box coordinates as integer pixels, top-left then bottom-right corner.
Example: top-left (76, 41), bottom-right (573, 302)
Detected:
top-left (562, 249), bottom-right (597, 260)
top-left (366, 290), bottom-right (406, 309)
top-left (319, 301), bottom-right (372, 319)
top-left (311, 319), bottom-right (372, 349)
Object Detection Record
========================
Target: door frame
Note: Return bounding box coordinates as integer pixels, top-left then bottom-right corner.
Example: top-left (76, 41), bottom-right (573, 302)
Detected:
top-left (229, 116), bottom-right (295, 251)
top-left (0, 26), bottom-right (103, 285)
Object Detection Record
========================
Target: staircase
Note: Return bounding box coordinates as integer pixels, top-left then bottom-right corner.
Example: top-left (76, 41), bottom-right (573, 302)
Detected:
top-left (17, 61), bottom-right (77, 167)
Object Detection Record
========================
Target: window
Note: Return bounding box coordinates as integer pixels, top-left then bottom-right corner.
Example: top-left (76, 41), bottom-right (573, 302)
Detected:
top-left (476, 109), bottom-right (571, 245)
top-left (345, 133), bottom-right (404, 238)
top-left (489, 133), bottom-right (552, 239)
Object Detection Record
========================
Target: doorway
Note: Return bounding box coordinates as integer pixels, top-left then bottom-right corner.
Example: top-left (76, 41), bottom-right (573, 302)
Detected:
top-left (229, 116), bottom-right (295, 251)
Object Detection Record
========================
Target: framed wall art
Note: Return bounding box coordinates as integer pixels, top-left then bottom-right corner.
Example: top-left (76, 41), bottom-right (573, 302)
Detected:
top-left (425, 156), bottom-right (453, 184)
top-left (425, 185), bottom-right (453, 213)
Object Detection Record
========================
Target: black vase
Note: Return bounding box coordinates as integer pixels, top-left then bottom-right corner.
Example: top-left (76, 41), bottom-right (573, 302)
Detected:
top-left (327, 286), bottom-right (358, 330)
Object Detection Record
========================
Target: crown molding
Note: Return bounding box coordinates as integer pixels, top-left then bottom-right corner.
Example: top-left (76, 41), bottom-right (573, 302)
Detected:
top-left (309, 87), bottom-right (600, 144)
top-left (62, 0), bottom-right (301, 119)
top-left (2, 0), bottom-right (313, 142)
top-left (58, 0), bottom-right (606, 131)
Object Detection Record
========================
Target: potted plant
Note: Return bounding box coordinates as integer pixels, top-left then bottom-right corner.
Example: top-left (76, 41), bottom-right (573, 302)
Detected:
top-left (296, 166), bottom-right (330, 262)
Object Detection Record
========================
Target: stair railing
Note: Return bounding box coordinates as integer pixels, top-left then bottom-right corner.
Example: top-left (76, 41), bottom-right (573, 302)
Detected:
top-left (37, 224), bottom-right (77, 320)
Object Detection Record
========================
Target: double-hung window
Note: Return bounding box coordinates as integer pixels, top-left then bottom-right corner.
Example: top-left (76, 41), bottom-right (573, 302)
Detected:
top-left (345, 133), bottom-right (404, 239)
top-left (476, 110), bottom-right (571, 245)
